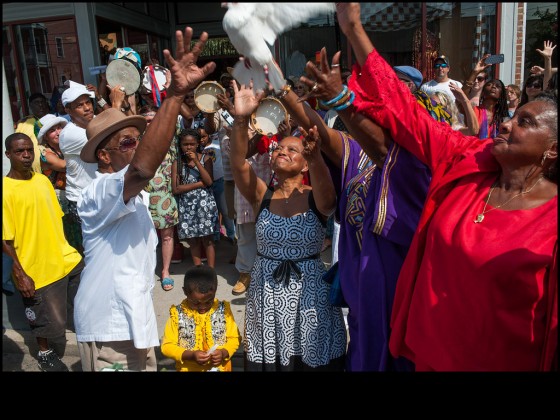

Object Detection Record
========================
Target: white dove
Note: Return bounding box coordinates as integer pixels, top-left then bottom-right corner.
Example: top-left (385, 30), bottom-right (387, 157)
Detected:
top-left (222, 2), bottom-right (335, 92)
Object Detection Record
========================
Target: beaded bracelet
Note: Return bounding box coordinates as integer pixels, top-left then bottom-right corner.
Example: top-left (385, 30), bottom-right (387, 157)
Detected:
top-left (332, 91), bottom-right (355, 111)
top-left (320, 85), bottom-right (348, 107)
top-left (329, 89), bottom-right (352, 108)
top-left (276, 84), bottom-right (291, 99)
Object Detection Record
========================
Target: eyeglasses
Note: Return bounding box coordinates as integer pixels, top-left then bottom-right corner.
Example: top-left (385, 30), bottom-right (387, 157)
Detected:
top-left (475, 76), bottom-right (487, 82)
top-left (434, 63), bottom-right (449, 69)
top-left (526, 82), bottom-right (542, 89)
top-left (103, 137), bottom-right (139, 153)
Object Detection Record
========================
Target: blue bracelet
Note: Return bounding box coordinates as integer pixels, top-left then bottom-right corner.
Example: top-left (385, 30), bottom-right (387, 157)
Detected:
top-left (320, 85), bottom-right (348, 107)
top-left (332, 91), bottom-right (355, 111)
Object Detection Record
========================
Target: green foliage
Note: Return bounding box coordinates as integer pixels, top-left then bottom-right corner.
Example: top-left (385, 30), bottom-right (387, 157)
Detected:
top-left (525, 8), bottom-right (558, 70)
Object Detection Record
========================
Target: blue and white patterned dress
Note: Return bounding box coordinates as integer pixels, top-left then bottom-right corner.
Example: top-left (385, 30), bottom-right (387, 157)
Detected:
top-left (244, 190), bottom-right (347, 371)
top-left (176, 156), bottom-right (218, 240)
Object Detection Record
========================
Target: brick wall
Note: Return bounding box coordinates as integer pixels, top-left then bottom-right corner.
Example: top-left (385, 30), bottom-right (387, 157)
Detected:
top-left (514, 3), bottom-right (525, 86)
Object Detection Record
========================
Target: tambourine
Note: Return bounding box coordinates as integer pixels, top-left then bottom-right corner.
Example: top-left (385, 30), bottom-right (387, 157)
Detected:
top-left (251, 97), bottom-right (288, 137)
top-left (194, 81), bottom-right (226, 113)
top-left (106, 59), bottom-right (141, 95)
top-left (139, 65), bottom-right (170, 95)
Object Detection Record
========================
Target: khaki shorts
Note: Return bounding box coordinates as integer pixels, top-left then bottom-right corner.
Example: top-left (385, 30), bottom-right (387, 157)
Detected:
top-left (77, 340), bottom-right (157, 372)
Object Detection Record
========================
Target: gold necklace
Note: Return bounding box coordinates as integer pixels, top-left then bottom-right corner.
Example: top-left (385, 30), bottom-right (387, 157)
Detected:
top-left (474, 176), bottom-right (543, 223)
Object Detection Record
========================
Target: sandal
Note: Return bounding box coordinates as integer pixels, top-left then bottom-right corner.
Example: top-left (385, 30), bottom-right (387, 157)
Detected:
top-left (161, 277), bottom-right (174, 291)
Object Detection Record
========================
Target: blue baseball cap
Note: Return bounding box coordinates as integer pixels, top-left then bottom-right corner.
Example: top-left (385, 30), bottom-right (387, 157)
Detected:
top-left (393, 66), bottom-right (423, 89)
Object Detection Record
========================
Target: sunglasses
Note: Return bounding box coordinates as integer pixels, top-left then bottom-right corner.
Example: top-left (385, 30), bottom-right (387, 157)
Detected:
top-left (103, 137), bottom-right (139, 153)
top-left (475, 76), bottom-right (487, 82)
top-left (526, 82), bottom-right (542, 89)
top-left (434, 63), bottom-right (448, 69)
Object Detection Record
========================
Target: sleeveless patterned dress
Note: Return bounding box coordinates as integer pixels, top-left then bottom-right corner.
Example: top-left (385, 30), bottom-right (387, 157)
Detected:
top-left (244, 190), bottom-right (347, 371)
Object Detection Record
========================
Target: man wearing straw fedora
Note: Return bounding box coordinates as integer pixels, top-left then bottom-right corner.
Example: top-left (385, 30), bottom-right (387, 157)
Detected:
top-left (73, 27), bottom-right (216, 371)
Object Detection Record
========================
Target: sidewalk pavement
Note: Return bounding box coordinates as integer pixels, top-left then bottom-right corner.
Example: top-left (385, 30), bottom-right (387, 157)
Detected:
top-left (2, 235), bottom-right (334, 372)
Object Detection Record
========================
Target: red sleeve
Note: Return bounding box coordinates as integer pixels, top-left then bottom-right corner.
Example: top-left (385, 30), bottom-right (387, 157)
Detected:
top-left (348, 48), bottom-right (479, 173)
top-left (541, 241), bottom-right (558, 371)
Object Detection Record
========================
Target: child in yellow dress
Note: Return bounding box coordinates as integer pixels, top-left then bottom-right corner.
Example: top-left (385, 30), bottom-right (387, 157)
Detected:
top-left (161, 265), bottom-right (241, 371)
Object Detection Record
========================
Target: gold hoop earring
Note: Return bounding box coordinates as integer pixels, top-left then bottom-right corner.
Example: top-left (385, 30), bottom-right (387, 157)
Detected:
top-left (541, 152), bottom-right (549, 166)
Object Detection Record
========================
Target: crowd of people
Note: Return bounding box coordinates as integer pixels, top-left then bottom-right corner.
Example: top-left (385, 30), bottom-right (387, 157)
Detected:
top-left (3, 3), bottom-right (557, 372)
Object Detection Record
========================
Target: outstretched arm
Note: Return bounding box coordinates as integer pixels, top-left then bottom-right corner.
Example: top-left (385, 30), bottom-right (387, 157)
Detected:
top-left (537, 40), bottom-right (557, 90)
top-left (461, 54), bottom-right (491, 98)
top-left (123, 27), bottom-right (216, 204)
top-left (301, 48), bottom-right (392, 168)
top-left (335, 3), bottom-right (469, 170)
top-left (229, 81), bottom-right (268, 207)
top-left (336, 3), bottom-right (373, 67)
top-left (300, 126), bottom-right (336, 218)
top-left (450, 81), bottom-right (479, 136)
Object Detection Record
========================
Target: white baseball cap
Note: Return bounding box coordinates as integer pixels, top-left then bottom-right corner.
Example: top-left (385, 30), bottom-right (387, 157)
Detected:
top-left (62, 82), bottom-right (94, 106)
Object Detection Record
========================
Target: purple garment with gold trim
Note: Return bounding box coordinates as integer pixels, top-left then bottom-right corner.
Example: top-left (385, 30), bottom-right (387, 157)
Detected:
top-left (336, 134), bottom-right (430, 371)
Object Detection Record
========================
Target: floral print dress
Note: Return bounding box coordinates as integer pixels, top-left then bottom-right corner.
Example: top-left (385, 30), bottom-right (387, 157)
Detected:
top-left (176, 155), bottom-right (218, 240)
top-left (145, 145), bottom-right (179, 229)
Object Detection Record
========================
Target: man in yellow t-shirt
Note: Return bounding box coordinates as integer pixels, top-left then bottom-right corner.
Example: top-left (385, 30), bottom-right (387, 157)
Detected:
top-left (3, 132), bottom-right (83, 372)
top-left (15, 93), bottom-right (50, 173)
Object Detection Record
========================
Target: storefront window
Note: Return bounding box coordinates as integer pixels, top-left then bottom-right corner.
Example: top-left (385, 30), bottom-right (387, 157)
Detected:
top-left (353, 3), bottom-right (497, 82)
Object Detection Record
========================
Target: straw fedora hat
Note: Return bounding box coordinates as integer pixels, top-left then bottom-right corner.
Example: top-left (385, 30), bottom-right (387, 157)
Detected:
top-left (81, 108), bottom-right (146, 163)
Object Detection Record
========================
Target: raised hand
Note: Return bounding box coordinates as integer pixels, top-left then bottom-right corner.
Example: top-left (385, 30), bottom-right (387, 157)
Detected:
top-left (300, 48), bottom-right (344, 103)
top-left (217, 92), bottom-right (235, 115)
top-left (109, 84), bottom-right (126, 108)
top-left (300, 125), bottom-right (321, 162)
top-left (276, 120), bottom-right (290, 140)
top-left (530, 65), bottom-right (545, 75)
top-left (536, 40), bottom-right (556, 59)
top-left (232, 80), bottom-right (265, 118)
top-left (163, 27), bottom-right (216, 97)
top-left (449, 81), bottom-right (468, 104)
top-left (476, 53), bottom-right (492, 73)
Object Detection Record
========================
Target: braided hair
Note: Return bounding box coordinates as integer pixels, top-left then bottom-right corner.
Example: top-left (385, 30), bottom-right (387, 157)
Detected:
top-left (480, 79), bottom-right (509, 131)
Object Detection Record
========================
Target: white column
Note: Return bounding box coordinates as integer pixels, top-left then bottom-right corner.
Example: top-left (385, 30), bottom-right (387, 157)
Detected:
top-left (2, 60), bottom-right (15, 176)
top-left (499, 2), bottom-right (519, 87)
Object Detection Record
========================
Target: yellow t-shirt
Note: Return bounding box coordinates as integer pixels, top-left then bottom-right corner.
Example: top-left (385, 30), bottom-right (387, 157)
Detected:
top-left (15, 116), bottom-right (42, 173)
top-left (2, 173), bottom-right (81, 289)
top-left (161, 299), bottom-right (241, 372)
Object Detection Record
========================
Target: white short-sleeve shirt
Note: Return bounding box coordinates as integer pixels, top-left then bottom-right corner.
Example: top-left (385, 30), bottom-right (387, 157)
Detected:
top-left (59, 121), bottom-right (98, 202)
top-left (75, 166), bottom-right (159, 349)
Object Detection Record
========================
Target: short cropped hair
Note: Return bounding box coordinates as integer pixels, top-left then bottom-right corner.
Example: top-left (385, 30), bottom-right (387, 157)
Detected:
top-left (183, 265), bottom-right (218, 294)
top-left (5, 132), bottom-right (31, 151)
top-left (28, 93), bottom-right (47, 105)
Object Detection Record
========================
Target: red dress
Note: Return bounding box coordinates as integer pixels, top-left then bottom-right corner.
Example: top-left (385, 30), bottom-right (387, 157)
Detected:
top-left (349, 48), bottom-right (558, 371)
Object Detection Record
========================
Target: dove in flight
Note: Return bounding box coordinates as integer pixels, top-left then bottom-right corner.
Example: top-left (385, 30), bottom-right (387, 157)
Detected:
top-left (222, 2), bottom-right (335, 91)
